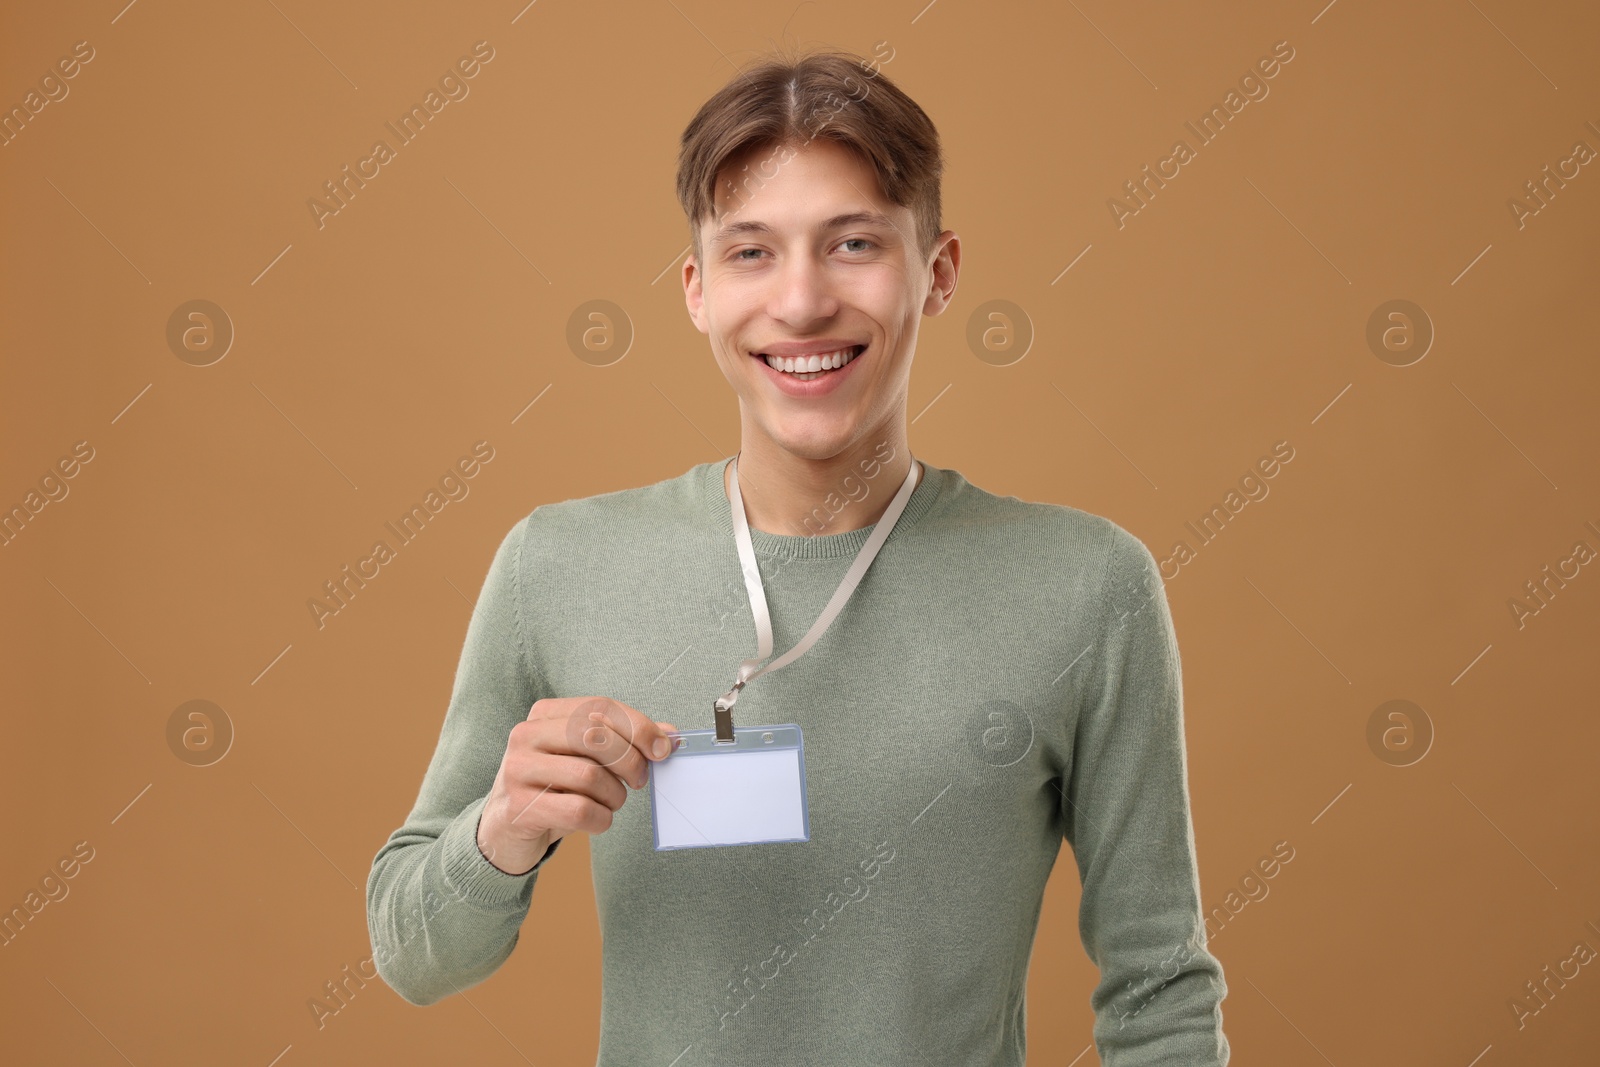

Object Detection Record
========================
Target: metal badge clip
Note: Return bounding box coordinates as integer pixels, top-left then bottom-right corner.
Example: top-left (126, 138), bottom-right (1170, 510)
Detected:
top-left (713, 680), bottom-right (744, 744)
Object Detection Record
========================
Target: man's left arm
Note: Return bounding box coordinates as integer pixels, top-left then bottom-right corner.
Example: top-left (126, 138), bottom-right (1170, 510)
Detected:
top-left (1060, 523), bottom-right (1230, 1065)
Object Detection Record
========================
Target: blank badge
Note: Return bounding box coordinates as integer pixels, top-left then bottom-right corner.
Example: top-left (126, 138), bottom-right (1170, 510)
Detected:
top-left (649, 725), bottom-right (809, 850)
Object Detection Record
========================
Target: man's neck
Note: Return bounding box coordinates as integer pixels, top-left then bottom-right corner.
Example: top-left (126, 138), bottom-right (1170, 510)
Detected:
top-left (722, 437), bottom-right (919, 537)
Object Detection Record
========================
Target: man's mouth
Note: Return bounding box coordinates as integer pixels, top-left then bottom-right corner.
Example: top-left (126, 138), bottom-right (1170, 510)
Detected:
top-left (751, 344), bottom-right (866, 381)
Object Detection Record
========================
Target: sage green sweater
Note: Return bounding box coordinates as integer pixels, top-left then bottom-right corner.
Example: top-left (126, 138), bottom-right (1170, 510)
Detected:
top-left (366, 457), bottom-right (1230, 1065)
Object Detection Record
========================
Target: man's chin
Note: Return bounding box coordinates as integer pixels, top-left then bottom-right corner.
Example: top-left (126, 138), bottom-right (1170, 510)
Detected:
top-left (744, 417), bottom-right (854, 457)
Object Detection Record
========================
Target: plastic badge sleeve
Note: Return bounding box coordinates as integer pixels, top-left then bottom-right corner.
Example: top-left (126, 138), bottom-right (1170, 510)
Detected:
top-left (648, 724), bottom-right (809, 850)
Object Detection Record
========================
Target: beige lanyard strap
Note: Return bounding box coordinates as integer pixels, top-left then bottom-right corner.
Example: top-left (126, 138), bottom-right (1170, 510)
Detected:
top-left (713, 453), bottom-right (921, 742)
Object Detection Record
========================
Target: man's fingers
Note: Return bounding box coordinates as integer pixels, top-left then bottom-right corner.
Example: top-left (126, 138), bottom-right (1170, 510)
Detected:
top-left (588, 700), bottom-right (681, 767)
top-left (559, 698), bottom-right (637, 771)
top-left (584, 710), bottom-right (652, 789)
top-left (526, 698), bottom-right (682, 791)
top-left (516, 752), bottom-right (629, 815)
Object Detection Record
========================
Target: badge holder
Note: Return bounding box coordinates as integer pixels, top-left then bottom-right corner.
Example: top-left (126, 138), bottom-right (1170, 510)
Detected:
top-left (649, 723), bottom-right (809, 850)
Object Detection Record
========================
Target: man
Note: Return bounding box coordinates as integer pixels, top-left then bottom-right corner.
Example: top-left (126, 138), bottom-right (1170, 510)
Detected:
top-left (367, 48), bottom-right (1230, 1065)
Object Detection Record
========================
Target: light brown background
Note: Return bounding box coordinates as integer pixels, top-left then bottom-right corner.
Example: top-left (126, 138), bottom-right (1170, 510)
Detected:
top-left (3, 0), bottom-right (1598, 1063)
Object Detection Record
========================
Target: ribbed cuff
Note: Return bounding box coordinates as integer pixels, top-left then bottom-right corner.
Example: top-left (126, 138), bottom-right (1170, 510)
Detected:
top-left (440, 795), bottom-right (561, 906)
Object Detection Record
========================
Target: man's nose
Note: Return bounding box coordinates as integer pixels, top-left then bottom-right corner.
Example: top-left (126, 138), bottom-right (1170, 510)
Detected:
top-left (769, 255), bottom-right (838, 325)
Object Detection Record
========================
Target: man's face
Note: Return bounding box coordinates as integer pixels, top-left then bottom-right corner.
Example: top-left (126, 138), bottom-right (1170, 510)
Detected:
top-left (683, 138), bottom-right (958, 462)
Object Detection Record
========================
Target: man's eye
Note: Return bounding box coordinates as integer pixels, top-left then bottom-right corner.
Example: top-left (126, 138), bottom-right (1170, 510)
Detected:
top-left (840, 238), bottom-right (874, 253)
top-left (735, 248), bottom-right (765, 260)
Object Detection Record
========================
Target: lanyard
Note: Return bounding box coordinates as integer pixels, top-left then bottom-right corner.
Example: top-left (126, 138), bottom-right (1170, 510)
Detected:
top-left (713, 452), bottom-right (921, 743)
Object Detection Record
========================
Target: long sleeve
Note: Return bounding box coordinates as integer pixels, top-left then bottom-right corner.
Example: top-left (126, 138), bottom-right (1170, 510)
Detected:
top-left (365, 515), bottom-right (562, 1007)
top-left (1061, 524), bottom-right (1230, 1065)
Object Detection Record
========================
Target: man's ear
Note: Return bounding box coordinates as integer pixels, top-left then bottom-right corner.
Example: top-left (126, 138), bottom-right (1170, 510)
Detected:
top-left (922, 231), bottom-right (961, 317)
top-left (683, 252), bottom-right (710, 334)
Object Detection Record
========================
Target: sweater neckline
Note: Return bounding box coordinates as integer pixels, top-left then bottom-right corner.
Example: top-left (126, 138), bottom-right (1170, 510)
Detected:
top-left (700, 456), bottom-right (947, 561)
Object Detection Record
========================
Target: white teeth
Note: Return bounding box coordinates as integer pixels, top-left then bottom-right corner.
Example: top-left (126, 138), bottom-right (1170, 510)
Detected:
top-left (762, 347), bottom-right (860, 374)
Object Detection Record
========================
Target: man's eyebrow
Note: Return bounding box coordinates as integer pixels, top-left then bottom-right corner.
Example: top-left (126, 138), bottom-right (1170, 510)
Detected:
top-left (708, 211), bottom-right (898, 247)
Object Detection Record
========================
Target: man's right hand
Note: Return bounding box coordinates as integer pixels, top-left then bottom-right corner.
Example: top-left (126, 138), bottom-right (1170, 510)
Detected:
top-left (476, 697), bottom-right (679, 876)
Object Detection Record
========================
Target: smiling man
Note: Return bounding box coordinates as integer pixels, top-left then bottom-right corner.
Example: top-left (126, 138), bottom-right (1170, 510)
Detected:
top-left (684, 130), bottom-right (942, 529)
top-left (367, 49), bottom-right (1230, 1065)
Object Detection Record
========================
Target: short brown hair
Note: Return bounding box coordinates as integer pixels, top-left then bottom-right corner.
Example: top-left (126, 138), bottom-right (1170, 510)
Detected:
top-left (676, 48), bottom-right (944, 264)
